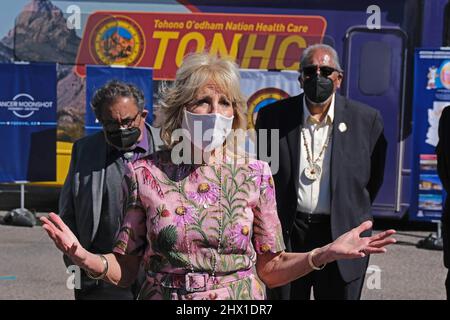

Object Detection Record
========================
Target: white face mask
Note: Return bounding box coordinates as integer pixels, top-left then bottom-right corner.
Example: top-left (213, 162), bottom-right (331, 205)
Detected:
top-left (182, 109), bottom-right (234, 152)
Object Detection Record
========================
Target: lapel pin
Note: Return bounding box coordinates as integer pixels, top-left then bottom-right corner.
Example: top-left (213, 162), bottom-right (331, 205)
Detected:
top-left (338, 122), bottom-right (347, 132)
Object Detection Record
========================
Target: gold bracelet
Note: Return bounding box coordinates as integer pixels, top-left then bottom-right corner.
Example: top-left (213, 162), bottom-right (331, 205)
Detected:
top-left (85, 254), bottom-right (109, 280)
top-left (308, 248), bottom-right (326, 271)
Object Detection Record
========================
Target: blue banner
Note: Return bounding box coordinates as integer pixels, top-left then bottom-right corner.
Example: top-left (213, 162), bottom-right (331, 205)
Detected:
top-left (411, 48), bottom-right (450, 221)
top-left (0, 63), bottom-right (57, 182)
top-left (85, 65), bottom-right (153, 136)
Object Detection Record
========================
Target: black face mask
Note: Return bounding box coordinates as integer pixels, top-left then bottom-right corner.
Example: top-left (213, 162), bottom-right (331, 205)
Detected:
top-left (104, 127), bottom-right (141, 151)
top-left (303, 75), bottom-right (334, 104)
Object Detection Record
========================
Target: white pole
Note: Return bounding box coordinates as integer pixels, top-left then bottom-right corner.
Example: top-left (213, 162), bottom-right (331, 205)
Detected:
top-left (20, 183), bottom-right (25, 210)
top-left (15, 181), bottom-right (28, 210)
top-left (437, 220), bottom-right (442, 239)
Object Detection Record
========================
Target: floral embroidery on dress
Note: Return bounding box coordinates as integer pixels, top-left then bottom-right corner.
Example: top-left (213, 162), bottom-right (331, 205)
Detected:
top-left (248, 161), bottom-right (265, 187)
top-left (227, 223), bottom-right (250, 251)
top-left (261, 175), bottom-right (275, 201)
top-left (113, 151), bottom-right (285, 300)
top-left (174, 205), bottom-right (196, 227)
top-left (187, 182), bottom-right (220, 205)
top-left (141, 166), bottom-right (164, 198)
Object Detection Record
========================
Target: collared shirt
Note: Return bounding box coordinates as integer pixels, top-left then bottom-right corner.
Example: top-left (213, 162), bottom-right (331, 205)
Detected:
top-left (297, 94), bottom-right (335, 214)
top-left (122, 126), bottom-right (149, 163)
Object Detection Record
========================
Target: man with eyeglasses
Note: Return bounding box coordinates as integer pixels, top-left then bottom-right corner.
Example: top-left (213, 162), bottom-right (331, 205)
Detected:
top-left (256, 44), bottom-right (387, 300)
top-left (59, 80), bottom-right (157, 299)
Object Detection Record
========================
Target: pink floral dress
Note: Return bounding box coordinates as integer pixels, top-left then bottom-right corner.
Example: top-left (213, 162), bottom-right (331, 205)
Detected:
top-left (113, 150), bottom-right (285, 300)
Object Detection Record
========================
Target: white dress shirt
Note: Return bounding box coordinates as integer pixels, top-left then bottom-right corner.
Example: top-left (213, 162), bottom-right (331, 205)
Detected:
top-left (296, 94), bottom-right (335, 214)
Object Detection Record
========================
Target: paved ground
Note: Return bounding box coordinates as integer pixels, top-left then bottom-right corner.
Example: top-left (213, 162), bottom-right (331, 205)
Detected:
top-left (0, 211), bottom-right (447, 300)
top-left (361, 229), bottom-right (446, 299)
top-left (0, 222), bottom-right (73, 300)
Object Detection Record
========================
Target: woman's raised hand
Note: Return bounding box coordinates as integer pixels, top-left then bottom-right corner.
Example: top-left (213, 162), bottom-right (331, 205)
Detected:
top-left (327, 220), bottom-right (396, 261)
top-left (40, 212), bottom-right (88, 266)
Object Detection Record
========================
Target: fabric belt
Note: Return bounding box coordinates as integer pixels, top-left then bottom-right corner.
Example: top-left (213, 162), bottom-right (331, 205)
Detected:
top-left (147, 269), bottom-right (254, 293)
top-left (296, 211), bottom-right (330, 224)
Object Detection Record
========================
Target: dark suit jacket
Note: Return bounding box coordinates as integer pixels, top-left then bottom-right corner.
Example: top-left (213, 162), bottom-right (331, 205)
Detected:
top-left (256, 93), bottom-right (387, 283)
top-left (59, 124), bottom-right (155, 258)
top-left (437, 106), bottom-right (450, 268)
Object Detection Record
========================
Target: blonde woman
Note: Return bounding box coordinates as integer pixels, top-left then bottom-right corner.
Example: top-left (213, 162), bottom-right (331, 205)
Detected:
top-left (41, 53), bottom-right (396, 300)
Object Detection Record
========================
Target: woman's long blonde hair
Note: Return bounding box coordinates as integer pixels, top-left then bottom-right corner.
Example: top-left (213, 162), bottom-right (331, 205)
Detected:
top-left (158, 52), bottom-right (248, 156)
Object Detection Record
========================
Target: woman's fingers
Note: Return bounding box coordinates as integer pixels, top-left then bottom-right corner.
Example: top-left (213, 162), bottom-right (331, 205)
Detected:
top-left (363, 247), bottom-right (387, 254)
top-left (40, 215), bottom-right (73, 253)
top-left (367, 230), bottom-right (396, 247)
top-left (42, 224), bottom-right (66, 251)
top-left (358, 240), bottom-right (395, 256)
top-left (42, 214), bottom-right (72, 242)
top-left (369, 229), bottom-right (396, 242)
top-left (48, 212), bottom-right (70, 233)
top-left (40, 216), bottom-right (57, 230)
top-left (348, 250), bottom-right (366, 259)
top-left (368, 238), bottom-right (397, 248)
top-left (42, 224), bottom-right (56, 240)
top-left (355, 220), bottom-right (373, 234)
top-left (39, 215), bottom-right (52, 227)
top-left (334, 222), bottom-right (396, 260)
top-left (40, 216), bottom-right (62, 238)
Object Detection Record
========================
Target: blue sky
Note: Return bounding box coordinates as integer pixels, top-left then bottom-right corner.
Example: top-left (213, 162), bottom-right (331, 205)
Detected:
top-left (0, 0), bottom-right (30, 37)
top-left (0, 0), bottom-right (188, 39)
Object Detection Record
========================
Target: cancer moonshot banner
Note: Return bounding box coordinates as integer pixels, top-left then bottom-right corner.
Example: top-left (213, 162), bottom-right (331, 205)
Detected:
top-left (0, 63), bottom-right (57, 182)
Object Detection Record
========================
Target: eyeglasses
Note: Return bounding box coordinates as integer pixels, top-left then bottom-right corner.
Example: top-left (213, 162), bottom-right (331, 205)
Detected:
top-left (301, 64), bottom-right (341, 78)
top-left (102, 111), bottom-right (141, 131)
